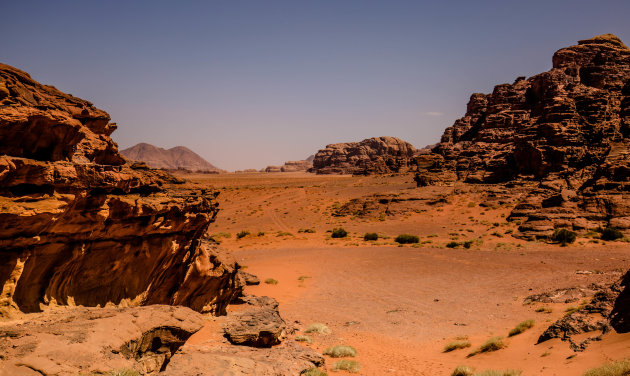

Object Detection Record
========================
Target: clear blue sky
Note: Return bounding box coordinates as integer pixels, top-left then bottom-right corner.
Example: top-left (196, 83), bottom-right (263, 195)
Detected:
top-left (2, 1), bottom-right (629, 171)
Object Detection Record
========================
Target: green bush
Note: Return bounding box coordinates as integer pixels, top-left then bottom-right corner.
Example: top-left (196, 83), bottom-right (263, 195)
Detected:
top-left (332, 360), bottom-right (361, 373)
top-left (600, 227), bottom-right (623, 241)
top-left (331, 228), bottom-right (348, 238)
top-left (508, 320), bottom-right (534, 337)
top-left (551, 228), bottom-right (576, 245)
top-left (236, 230), bottom-right (250, 239)
top-left (395, 234), bottom-right (419, 244)
top-left (583, 358), bottom-right (630, 376)
top-left (364, 232), bottom-right (379, 241)
top-left (446, 241), bottom-right (460, 248)
top-left (324, 345), bottom-right (357, 358)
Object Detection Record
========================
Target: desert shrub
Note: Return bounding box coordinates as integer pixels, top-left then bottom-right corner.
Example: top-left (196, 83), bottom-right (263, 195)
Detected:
top-left (551, 228), bottom-right (577, 245)
top-left (395, 234), bottom-right (419, 244)
top-left (535, 306), bottom-right (552, 314)
top-left (301, 368), bottom-right (328, 376)
top-left (583, 358), bottom-right (630, 376)
top-left (110, 371), bottom-right (140, 376)
top-left (298, 275), bottom-right (311, 282)
top-left (276, 231), bottom-right (294, 237)
top-left (324, 345), bottom-right (357, 358)
top-left (257, 231), bottom-right (265, 236)
top-left (451, 366), bottom-right (474, 376)
top-left (305, 323), bottom-right (331, 334)
top-left (508, 320), bottom-right (534, 337)
top-left (331, 228), bottom-right (348, 238)
top-left (264, 278), bottom-right (278, 285)
top-left (212, 232), bottom-right (231, 239)
top-left (476, 371), bottom-right (522, 376)
top-left (463, 240), bottom-right (474, 249)
top-left (236, 230), bottom-right (250, 239)
top-left (332, 360), bottom-right (361, 373)
top-left (600, 227), bottom-right (623, 241)
top-left (295, 335), bottom-right (313, 343)
top-left (299, 228), bottom-right (316, 233)
top-left (468, 337), bottom-right (505, 357)
top-left (446, 241), bottom-right (460, 248)
top-left (444, 340), bottom-right (472, 352)
top-left (364, 232), bottom-right (379, 241)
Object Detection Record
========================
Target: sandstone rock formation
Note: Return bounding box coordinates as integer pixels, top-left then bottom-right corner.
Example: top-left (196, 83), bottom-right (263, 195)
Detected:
top-left (425, 34), bottom-right (630, 238)
top-left (121, 143), bottom-right (224, 173)
top-left (0, 63), bottom-right (240, 318)
top-left (0, 305), bottom-right (204, 375)
top-left (312, 136), bottom-right (416, 175)
top-left (264, 156), bottom-right (313, 173)
top-left (223, 295), bottom-right (286, 347)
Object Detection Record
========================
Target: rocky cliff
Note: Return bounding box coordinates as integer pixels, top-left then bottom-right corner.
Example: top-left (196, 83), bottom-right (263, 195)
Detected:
top-left (121, 143), bottom-right (224, 173)
top-left (428, 34), bottom-right (630, 238)
top-left (312, 136), bottom-right (416, 175)
top-left (0, 63), bottom-right (240, 318)
top-left (264, 155), bottom-right (314, 173)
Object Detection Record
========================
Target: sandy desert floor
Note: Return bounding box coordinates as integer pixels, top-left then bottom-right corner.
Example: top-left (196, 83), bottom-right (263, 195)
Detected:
top-left (184, 171), bottom-right (630, 376)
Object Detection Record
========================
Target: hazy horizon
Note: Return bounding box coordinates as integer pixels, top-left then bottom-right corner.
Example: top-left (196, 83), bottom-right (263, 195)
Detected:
top-left (3, 0), bottom-right (629, 171)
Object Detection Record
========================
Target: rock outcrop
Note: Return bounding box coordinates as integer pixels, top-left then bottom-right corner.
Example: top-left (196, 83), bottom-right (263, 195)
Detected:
top-left (264, 156), bottom-right (313, 173)
top-left (425, 34), bottom-right (630, 238)
top-left (312, 136), bottom-right (416, 175)
top-left (121, 143), bottom-right (224, 173)
top-left (0, 305), bottom-right (205, 375)
top-left (0, 63), bottom-right (240, 318)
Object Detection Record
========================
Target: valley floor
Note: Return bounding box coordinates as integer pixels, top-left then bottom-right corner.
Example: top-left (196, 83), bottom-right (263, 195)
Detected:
top-left (186, 171), bottom-right (630, 376)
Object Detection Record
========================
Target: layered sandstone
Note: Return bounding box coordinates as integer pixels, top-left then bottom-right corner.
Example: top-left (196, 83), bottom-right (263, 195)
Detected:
top-left (312, 136), bottom-right (416, 175)
top-left (0, 63), bottom-right (240, 318)
top-left (264, 157), bottom-right (313, 173)
top-left (427, 34), bottom-right (630, 238)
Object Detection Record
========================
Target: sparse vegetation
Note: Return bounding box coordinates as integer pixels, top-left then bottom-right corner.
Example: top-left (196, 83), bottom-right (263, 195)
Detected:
top-left (276, 231), bottom-right (294, 237)
top-left (468, 337), bottom-right (506, 357)
top-left (301, 368), bottom-right (328, 376)
top-left (305, 323), bottom-right (331, 334)
top-left (395, 234), bottom-right (419, 244)
top-left (583, 358), bottom-right (630, 376)
top-left (451, 367), bottom-right (522, 376)
top-left (599, 227), bottom-right (623, 241)
top-left (295, 335), bottom-right (313, 343)
top-left (299, 228), bottom-right (317, 233)
top-left (535, 306), bottom-right (552, 314)
top-left (331, 228), bottom-right (348, 238)
top-left (298, 275), bottom-right (311, 282)
top-left (551, 228), bottom-right (577, 246)
top-left (236, 230), bottom-right (250, 239)
top-left (508, 320), bottom-right (534, 336)
top-left (332, 360), bottom-right (361, 373)
top-left (264, 278), bottom-right (278, 285)
top-left (363, 232), bottom-right (379, 241)
top-left (324, 345), bottom-right (357, 358)
top-left (451, 366), bottom-right (474, 376)
top-left (444, 340), bottom-right (472, 352)
top-left (446, 241), bottom-right (460, 248)
top-left (109, 371), bottom-right (140, 376)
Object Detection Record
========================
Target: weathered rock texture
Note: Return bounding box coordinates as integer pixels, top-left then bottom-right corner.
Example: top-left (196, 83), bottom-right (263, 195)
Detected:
top-left (121, 143), bottom-right (224, 173)
top-left (428, 34), bottom-right (630, 238)
top-left (0, 63), bottom-right (240, 318)
top-left (264, 156), bottom-right (313, 173)
top-left (0, 305), bottom-right (204, 376)
top-left (537, 272), bottom-right (630, 352)
top-left (312, 136), bottom-right (416, 175)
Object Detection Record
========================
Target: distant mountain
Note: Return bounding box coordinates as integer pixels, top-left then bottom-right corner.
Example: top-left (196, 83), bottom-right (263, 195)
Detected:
top-left (120, 143), bottom-right (223, 172)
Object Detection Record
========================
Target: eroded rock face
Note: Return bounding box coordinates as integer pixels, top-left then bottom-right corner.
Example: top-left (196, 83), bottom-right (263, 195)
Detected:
top-left (427, 35), bottom-right (630, 238)
top-left (0, 305), bottom-right (204, 375)
top-left (0, 63), bottom-right (241, 318)
top-left (223, 295), bottom-right (286, 347)
top-left (312, 136), bottom-right (416, 175)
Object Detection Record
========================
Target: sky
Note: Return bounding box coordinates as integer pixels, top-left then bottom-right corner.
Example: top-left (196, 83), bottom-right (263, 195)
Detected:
top-left (2, 1), bottom-right (629, 171)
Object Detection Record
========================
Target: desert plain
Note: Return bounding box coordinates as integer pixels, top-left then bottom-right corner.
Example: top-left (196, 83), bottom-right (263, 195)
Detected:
top-left (180, 171), bottom-right (630, 375)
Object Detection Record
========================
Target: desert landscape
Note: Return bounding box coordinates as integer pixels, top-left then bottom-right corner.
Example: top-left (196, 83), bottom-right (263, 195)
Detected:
top-left (1, 3), bottom-right (630, 375)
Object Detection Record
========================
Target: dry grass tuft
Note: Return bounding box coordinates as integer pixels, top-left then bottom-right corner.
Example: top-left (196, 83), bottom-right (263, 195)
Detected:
top-left (332, 360), bottom-right (361, 373)
top-left (324, 345), bottom-right (357, 358)
top-left (468, 337), bottom-right (506, 357)
top-left (508, 320), bottom-right (534, 336)
top-left (305, 323), bottom-right (331, 334)
top-left (583, 358), bottom-right (630, 376)
top-left (444, 340), bottom-right (472, 352)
